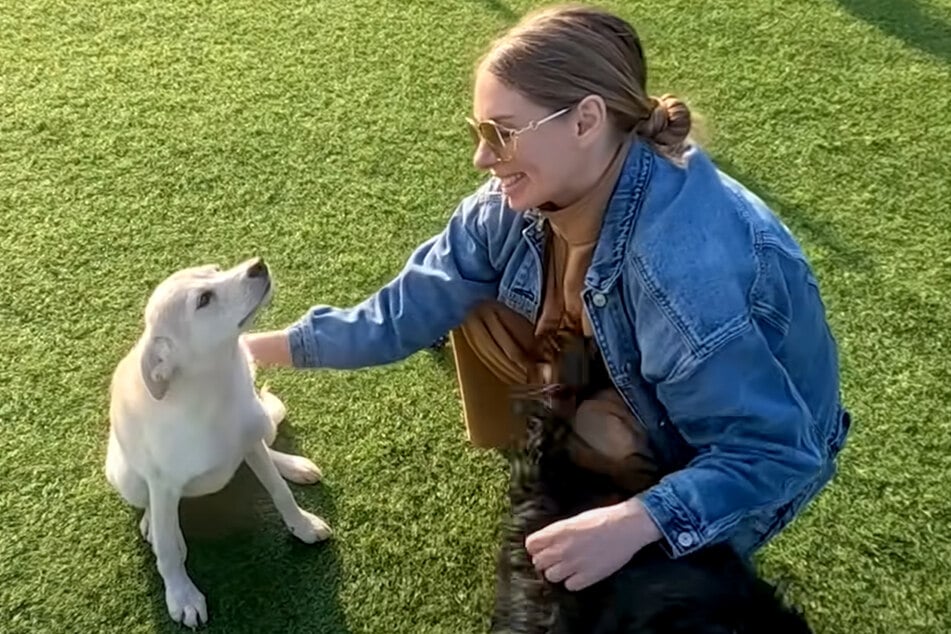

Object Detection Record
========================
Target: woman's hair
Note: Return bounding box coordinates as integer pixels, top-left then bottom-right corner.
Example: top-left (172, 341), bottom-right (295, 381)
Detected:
top-left (480, 4), bottom-right (694, 162)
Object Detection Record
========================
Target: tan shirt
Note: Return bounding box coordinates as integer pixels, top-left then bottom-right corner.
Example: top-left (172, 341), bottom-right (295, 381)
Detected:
top-left (534, 139), bottom-right (627, 338)
top-left (451, 140), bottom-right (649, 463)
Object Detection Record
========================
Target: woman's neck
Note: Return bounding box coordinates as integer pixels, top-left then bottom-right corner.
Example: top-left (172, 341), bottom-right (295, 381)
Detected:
top-left (540, 136), bottom-right (631, 247)
top-left (544, 136), bottom-right (628, 211)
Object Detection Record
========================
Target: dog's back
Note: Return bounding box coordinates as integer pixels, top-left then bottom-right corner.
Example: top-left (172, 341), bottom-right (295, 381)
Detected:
top-left (491, 383), bottom-right (813, 634)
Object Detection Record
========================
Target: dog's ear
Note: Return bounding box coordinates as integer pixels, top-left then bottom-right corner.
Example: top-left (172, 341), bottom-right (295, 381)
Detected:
top-left (139, 335), bottom-right (176, 400)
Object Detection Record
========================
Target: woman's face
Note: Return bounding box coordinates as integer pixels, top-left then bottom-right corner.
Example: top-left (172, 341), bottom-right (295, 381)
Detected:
top-left (471, 70), bottom-right (588, 211)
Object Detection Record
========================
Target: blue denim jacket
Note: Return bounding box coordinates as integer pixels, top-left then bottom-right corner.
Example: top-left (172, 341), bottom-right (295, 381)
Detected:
top-left (288, 140), bottom-right (850, 557)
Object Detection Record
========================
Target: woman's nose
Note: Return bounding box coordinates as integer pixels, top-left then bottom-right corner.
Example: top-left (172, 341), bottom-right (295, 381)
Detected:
top-left (472, 140), bottom-right (499, 171)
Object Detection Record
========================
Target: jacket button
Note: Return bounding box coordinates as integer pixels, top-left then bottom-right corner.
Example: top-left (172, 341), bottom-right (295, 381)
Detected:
top-left (677, 532), bottom-right (695, 548)
top-left (592, 292), bottom-right (607, 307)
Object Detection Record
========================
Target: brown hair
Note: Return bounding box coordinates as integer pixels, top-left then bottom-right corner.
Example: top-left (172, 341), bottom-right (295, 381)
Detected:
top-left (480, 4), bottom-right (693, 162)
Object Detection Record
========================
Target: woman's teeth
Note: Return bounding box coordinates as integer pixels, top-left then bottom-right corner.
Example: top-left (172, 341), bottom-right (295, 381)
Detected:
top-left (500, 173), bottom-right (525, 188)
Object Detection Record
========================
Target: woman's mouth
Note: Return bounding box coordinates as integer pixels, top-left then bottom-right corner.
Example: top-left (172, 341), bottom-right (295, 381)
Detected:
top-left (498, 172), bottom-right (526, 192)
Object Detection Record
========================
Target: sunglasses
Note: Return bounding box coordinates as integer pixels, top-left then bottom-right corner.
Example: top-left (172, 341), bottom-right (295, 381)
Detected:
top-left (466, 107), bottom-right (571, 162)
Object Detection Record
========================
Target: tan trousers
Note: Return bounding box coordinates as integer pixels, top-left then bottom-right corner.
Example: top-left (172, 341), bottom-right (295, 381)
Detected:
top-left (450, 301), bottom-right (657, 485)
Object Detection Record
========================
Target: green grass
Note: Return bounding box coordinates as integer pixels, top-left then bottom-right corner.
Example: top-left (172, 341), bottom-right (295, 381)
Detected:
top-left (1, 0), bottom-right (949, 632)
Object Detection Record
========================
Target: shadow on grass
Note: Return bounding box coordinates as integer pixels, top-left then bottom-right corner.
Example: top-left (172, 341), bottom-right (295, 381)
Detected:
top-left (834, 0), bottom-right (951, 62)
top-left (712, 153), bottom-right (951, 361)
top-left (477, 0), bottom-right (517, 21)
top-left (426, 338), bottom-right (458, 378)
top-left (139, 420), bottom-right (349, 633)
top-left (712, 155), bottom-right (874, 274)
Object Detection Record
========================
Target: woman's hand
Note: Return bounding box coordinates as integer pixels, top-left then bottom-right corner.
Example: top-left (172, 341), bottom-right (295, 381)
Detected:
top-left (525, 496), bottom-right (663, 591)
top-left (240, 330), bottom-right (293, 367)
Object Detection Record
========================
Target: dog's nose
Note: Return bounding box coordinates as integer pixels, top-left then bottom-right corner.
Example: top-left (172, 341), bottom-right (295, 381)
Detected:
top-left (247, 258), bottom-right (268, 278)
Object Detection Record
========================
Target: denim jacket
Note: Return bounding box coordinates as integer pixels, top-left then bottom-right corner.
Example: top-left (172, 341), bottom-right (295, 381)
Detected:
top-left (288, 140), bottom-right (849, 557)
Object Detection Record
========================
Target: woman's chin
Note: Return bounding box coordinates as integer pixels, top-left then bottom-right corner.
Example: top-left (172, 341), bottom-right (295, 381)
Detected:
top-left (503, 188), bottom-right (543, 212)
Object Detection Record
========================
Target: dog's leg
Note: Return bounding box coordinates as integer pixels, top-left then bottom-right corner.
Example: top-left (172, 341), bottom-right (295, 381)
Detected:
top-left (105, 431), bottom-right (161, 546)
top-left (140, 511), bottom-right (152, 544)
top-left (105, 431), bottom-right (149, 507)
top-left (106, 435), bottom-right (184, 553)
top-left (268, 449), bottom-right (323, 484)
top-left (147, 481), bottom-right (207, 629)
top-left (256, 388), bottom-right (323, 484)
top-left (245, 439), bottom-right (332, 542)
top-left (138, 508), bottom-right (185, 557)
top-left (259, 386), bottom-right (286, 446)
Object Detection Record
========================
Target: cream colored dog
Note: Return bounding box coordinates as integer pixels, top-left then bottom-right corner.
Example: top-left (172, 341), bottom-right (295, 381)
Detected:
top-left (105, 257), bottom-right (330, 629)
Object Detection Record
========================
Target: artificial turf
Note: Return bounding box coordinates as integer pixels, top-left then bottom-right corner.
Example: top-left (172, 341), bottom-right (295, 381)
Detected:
top-left (1, 0), bottom-right (949, 631)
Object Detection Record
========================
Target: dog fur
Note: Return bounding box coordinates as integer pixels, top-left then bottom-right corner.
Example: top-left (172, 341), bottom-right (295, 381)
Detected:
top-left (105, 258), bottom-right (330, 628)
top-left (491, 338), bottom-right (814, 634)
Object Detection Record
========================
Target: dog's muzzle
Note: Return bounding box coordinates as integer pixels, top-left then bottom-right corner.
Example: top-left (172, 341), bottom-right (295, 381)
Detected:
top-left (238, 258), bottom-right (272, 328)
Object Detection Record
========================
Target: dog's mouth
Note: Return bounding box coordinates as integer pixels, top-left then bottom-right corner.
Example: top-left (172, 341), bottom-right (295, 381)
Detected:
top-left (238, 280), bottom-right (272, 328)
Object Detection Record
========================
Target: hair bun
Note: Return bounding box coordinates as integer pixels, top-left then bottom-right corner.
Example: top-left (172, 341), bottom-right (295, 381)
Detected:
top-left (636, 94), bottom-right (691, 152)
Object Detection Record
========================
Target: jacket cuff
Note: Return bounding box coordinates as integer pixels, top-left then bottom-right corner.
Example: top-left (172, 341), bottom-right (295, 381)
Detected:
top-left (286, 317), bottom-right (320, 368)
top-left (638, 484), bottom-right (705, 558)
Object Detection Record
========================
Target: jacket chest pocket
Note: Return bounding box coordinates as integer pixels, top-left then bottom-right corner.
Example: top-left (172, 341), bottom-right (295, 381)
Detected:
top-left (498, 243), bottom-right (541, 322)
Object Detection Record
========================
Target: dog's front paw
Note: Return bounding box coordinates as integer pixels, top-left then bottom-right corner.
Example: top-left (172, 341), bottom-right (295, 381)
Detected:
top-left (278, 454), bottom-right (323, 485)
top-left (166, 578), bottom-right (207, 629)
top-left (287, 510), bottom-right (332, 543)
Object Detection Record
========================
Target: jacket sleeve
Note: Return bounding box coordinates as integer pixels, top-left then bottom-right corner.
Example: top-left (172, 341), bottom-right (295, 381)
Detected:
top-left (286, 192), bottom-right (504, 369)
top-left (637, 318), bottom-right (825, 557)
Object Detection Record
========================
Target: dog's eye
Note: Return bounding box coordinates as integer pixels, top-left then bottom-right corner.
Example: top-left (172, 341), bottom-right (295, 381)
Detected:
top-left (197, 290), bottom-right (214, 309)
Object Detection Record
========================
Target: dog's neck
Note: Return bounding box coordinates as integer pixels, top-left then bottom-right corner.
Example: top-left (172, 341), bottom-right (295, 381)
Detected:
top-left (167, 340), bottom-right (247, 400)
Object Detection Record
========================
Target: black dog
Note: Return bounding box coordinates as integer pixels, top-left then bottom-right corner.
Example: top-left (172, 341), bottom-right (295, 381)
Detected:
top-left (490, 344), bottom-right (814, 634)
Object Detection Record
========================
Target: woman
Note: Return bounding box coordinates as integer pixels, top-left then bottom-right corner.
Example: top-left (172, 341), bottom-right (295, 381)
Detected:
top-left (244, 5), bottom-right (850, 592)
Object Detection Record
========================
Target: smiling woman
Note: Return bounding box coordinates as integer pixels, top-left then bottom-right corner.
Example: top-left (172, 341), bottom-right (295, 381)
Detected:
top-left (466, 8), bottom-right (691, 212)
top-left (244, 1), bottom-right (849, 603)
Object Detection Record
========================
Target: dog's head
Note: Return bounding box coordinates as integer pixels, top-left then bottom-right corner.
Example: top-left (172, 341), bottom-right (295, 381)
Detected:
top-left (137, 257), bottom-right (273, 400)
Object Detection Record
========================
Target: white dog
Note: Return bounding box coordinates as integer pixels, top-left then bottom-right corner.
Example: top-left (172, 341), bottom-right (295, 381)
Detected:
top-left (105, 257), bottom-right (331, 629)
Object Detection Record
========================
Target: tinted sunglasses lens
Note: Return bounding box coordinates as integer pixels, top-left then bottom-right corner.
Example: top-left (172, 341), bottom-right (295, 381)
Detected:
top-left (479, 122), bottom-right (506, 157)
top-left (466, 119), bottom-right (507, 158)
top-left (466, 119), bottom-right (481, 145)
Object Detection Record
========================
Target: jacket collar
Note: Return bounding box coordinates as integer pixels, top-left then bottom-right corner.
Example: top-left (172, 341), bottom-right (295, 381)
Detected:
top-left (585, 139), bottom-right (653, 293)
top-left (520, 139), bottom-right (654, 293)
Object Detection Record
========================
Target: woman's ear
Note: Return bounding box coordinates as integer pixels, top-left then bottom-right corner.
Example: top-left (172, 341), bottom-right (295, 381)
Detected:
top-left (574, 94), bottom-right (608, 145)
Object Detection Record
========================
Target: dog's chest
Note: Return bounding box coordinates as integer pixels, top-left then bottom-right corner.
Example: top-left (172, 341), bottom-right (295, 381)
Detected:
top-left (147, 395), bottom-right (270, 495)
top-left (176, 442), bottom-right (246, 497)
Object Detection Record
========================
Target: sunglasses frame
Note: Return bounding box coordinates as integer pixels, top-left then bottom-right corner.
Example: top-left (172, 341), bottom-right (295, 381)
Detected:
top-left (467, 107), bottom-right (571, 162)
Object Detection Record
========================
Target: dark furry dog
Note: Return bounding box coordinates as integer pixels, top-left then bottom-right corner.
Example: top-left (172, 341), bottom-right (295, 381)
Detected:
top-left (490, 339), bottom-right (813, 634)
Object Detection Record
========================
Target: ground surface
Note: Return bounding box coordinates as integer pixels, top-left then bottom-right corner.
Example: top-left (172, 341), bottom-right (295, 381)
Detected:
top-left (2, 0), bottom-right (950, 632)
